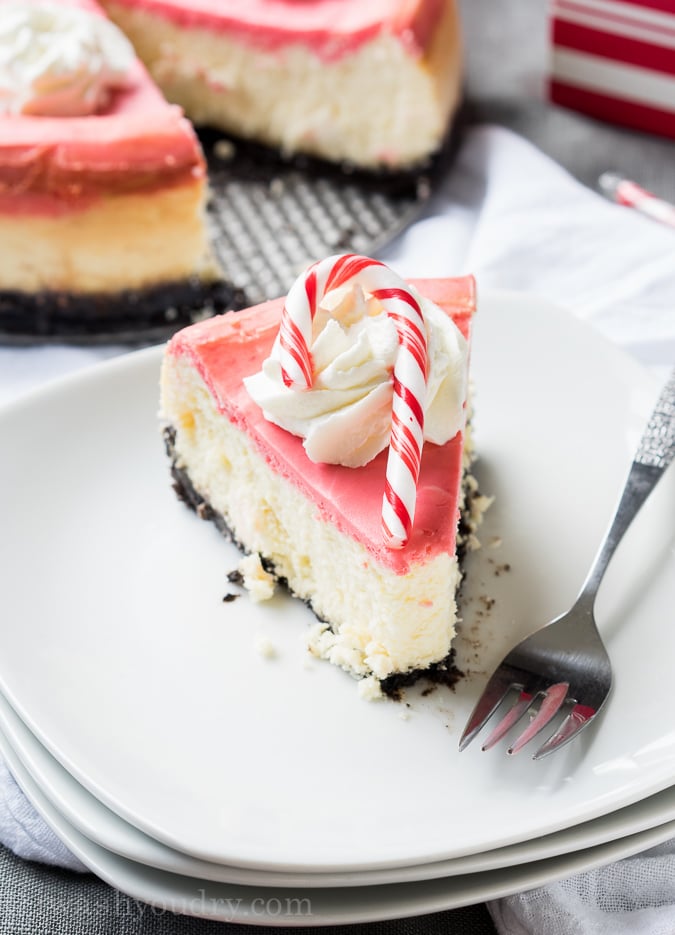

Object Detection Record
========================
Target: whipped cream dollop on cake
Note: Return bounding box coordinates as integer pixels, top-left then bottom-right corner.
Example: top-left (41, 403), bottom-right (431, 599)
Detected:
top-left (0, 2), bottom-right (135, 116)
top-left (244, 278), bottom-right (469, 470)
top-left (245, 253), bottom-right (470, 550)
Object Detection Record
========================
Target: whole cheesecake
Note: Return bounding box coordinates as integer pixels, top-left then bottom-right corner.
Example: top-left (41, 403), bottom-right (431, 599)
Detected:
top-left (100, 0), bottom-right (463, 170)
top-left (160, 255), bottom-right (488, 697)
top-left (0, 0), bottom-right (231, 337)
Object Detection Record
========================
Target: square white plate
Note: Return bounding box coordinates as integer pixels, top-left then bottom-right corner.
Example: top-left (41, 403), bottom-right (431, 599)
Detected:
top-left (0, 289), bottom-right (673, 871)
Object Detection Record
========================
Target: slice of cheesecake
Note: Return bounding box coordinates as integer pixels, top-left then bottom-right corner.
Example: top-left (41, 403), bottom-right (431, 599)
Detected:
top-left (100, 0), bottom-right (463, 170)
top-left (160, 259), bottom-right (488, 696)
top-left (0, 0), bottom-right (229, 337)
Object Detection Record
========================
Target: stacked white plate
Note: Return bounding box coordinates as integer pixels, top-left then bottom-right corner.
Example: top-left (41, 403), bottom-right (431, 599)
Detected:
top-left (1, 292), bottom-right (674, 926)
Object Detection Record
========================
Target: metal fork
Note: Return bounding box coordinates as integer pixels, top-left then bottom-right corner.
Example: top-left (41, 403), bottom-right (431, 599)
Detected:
top-left (459, 368), bottom-right (675, 760)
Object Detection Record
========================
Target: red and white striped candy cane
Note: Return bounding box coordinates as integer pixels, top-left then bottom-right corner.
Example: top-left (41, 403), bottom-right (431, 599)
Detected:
top-left (599, 171), bottom-right (675, 230)
top-left (277, 253), bottom-right (428, 549)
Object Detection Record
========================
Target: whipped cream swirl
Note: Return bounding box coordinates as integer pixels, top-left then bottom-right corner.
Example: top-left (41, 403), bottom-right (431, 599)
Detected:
top-left (244, 282), bottom-right (469, 468)
top-left (0, 2), bottom-right (136, 117)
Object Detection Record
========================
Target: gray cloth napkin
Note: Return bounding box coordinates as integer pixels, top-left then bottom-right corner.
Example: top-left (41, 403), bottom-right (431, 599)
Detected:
top-left (1, 125), bottom-right (674, 932)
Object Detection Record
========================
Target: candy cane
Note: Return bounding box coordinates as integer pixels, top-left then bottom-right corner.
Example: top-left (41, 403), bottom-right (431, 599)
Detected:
top-left (599, 171), bottom-right (675, 230)
top-left (277, 254), bottom-right (427, 549)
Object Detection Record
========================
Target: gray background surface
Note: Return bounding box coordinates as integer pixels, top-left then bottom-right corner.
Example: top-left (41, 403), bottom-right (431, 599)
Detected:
top-left (461, 0), bottom-right (675, 198)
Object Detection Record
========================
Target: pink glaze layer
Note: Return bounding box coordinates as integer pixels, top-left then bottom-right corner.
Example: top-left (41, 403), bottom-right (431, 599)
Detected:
top-left (102, 0), bottom-right (446, 60)
top-left (0, 0), bottom-right (204, 217)
top-left (167, 276), bottom-right (476, 575)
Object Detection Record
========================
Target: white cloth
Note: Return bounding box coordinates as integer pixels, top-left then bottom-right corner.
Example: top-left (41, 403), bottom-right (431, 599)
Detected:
top-left (489, 842), bottom-right (675, 935)
top-left (0, 125), bottom-right (674, 927)
top-left (381, 125), bottom-right (675, 374)
top-left (0, 758), bottom-right (86, 873)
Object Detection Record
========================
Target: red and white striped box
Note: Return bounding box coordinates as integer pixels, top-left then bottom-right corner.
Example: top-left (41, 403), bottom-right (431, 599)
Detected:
top-left (549, 0), bottom-right (675, 140)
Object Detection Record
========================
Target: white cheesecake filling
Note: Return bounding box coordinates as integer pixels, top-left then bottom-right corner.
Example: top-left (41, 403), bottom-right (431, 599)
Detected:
top-left (161, 354), bottom-right (465, 683)
top-left (0, 184), bottom-right (219, 294)
top-left (102, 1), bottom-right (462, 168)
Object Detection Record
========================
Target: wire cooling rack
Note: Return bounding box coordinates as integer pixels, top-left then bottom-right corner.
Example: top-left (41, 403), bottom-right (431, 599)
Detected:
top-left (202, 129), bottom-right (437, 308)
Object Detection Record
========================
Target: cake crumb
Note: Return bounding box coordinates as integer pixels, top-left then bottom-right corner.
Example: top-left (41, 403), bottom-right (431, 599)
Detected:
top-left (471, 494), bottom-right (494, 521)
top-left (269, 177), bottom-right (285, 198)
top-left (488, 536), bottom-right (502, 549)
top-left (357, 676), bottom-right (383, 701)
top-left (196, 501), bottom-right (213, 520)
top-left (238, 554), bottom-right (276, 602)
top-left (306, 622), bottom-right (333, 659)
top-left (213, 139), bottom-right (236, 161)
top-left (416, 176), bottom-right (431, 200)
top-left (256, 637), bottom-right (278, 660)
top-left (466, 532), bottom-right (481, 552)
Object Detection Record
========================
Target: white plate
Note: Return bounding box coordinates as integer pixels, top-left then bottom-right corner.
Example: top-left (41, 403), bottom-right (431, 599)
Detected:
top-left (4, 721), bottom-right (675, 926)
top-left (5, 684), bottom-right (675, 890)
top-left (0, 290), bottom-right (673, 872)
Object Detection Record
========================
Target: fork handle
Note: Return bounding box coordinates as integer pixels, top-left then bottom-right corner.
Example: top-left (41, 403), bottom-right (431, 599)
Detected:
top-left (579, 368), bottom-right (675, 601)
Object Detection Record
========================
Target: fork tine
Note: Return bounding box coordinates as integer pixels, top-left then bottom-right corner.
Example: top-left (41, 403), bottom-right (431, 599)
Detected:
top-left (507, 682), bottom-right (570, 755)
top-left (481, 690), bottom-right (533, 751)
top-left (458, 670), bottom-right (517, 752)
top-left (532, 703), bottom-right (597, 760)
